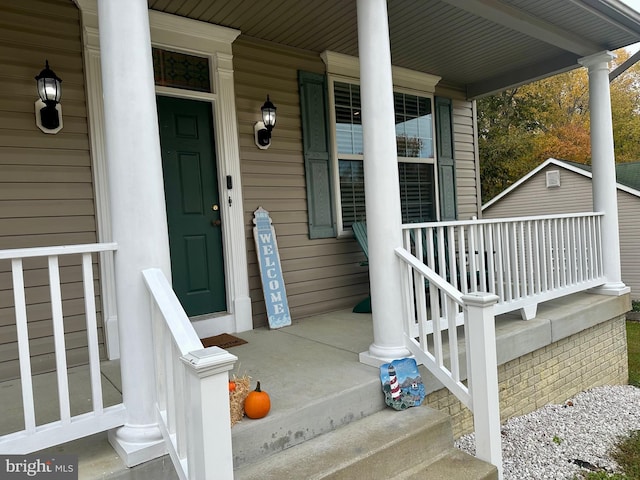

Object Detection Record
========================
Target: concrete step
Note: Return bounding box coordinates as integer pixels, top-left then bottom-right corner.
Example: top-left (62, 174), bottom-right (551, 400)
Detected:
top-left (234, 405), bottom-right (487, 480)
top-left (397, 448), bottom-right (498, 480)
top-left (231, 371), bottom-right (385, 469)
top-left (36, 431), bottom-right (178, 480)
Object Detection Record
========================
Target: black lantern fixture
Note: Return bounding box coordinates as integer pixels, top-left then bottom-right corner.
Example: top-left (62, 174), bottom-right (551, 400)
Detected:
top-left (254, 95), bottom-right (277, 149)
top-left (35, 60), bottom-right (63, 133)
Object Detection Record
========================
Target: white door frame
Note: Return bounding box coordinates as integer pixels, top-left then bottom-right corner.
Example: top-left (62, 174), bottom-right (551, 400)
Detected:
top-left (75, 1), bottom-right (253, 359)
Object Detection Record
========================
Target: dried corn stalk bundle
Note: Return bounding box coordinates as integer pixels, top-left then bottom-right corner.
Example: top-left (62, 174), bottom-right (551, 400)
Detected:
top-left (229, 374), bottom-right (251, 426)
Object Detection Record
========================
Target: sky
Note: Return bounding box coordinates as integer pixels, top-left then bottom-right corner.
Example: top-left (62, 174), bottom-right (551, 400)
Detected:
top-left (621, 0), bottom-right (640, 53)
top-left (621, 0), bottom-right (640, 12)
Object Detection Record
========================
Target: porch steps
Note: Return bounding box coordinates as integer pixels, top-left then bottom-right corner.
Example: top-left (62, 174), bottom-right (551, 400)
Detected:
top-left (234, 406), bottom-right (497, 480)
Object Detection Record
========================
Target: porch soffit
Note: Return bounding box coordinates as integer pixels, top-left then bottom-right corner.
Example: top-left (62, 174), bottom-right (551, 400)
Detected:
top-left (147, 0), bottom-right (640, 99)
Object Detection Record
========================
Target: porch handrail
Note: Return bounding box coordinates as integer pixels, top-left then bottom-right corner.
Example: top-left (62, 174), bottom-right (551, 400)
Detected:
top-left (403, 212), bottom-right (605, 320)
top-left (395, 246), bottom-right (503, 479)
top-left (142, 268), bottom-right (237, 480)
top-left (0, 242), bottom-right (126, 454)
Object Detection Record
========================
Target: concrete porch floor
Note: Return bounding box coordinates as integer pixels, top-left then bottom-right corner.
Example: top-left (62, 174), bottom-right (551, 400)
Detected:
top-left (0, 291), bottom-right (629, 478)
top-left (0, 309), bottom-right (379, 479)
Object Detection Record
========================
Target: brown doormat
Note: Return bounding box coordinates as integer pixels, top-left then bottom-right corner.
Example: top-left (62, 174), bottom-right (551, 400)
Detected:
top-left (201, 333), bottom-right (248, 349)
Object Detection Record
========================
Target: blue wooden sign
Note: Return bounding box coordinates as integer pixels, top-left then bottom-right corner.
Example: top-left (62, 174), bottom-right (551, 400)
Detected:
top-left (253, 207), bottom-right (291, 329)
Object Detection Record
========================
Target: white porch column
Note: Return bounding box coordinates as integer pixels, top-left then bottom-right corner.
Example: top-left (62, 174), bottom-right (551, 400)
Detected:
top-left (98, 0), bottom-right (172, 465)
top-left (579, 52), bottom-right (629, 296)
top-left (357, 0), bottom-right (411, 365)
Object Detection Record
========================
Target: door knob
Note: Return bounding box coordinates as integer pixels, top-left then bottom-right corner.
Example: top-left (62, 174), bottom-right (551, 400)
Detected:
top-left (211, 204), bottom-right (219, 211)
top-left (212, 219), bottom-right (221, 227)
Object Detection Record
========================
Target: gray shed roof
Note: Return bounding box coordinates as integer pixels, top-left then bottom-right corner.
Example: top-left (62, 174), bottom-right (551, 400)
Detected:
top-left (564, 160), bottom-right (640, 191)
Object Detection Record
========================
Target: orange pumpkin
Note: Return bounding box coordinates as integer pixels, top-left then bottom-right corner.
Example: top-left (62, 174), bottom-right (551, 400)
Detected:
top-left (228, 381), bottom-right (236, 392)
top-left (244, 381), bottom-right (271, 419)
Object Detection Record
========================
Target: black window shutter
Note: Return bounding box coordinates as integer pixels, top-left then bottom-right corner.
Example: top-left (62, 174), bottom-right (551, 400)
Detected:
top-left (435, 96), bottom-right (458, 221)
top-left (298, 71), bottom-right (336, 238)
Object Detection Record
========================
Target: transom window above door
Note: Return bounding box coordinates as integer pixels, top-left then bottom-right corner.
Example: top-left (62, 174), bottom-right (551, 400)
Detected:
top-left (331, 80), bottom-right (437, 229)
top-left (152, 47), bottom-right (211, 93)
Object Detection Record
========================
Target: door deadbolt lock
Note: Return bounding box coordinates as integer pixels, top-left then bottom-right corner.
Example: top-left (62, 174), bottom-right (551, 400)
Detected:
top-left (211, 204), bottom-right (219, 211)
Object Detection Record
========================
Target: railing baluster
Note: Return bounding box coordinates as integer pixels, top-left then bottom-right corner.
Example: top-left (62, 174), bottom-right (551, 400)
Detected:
top-left (415, 248), bottom-right (429, 351)
top-left (510, 223), bottom-right (518, 298)
top-left (447, 226), bottom-right (458, 290)
top-left (559, 219), bottom-right (567, 288)
top-left (174, 350), bottom-right (187, 460)
top-left (566, 219), bottom-right (574, 286)
top-left (49, 255), bottom-right (71, 425)
top-left (402, 229), bottom-right (418, 338)
top-left (437, 227), bottom-right (447, 285)
top-left (533, 220), bottom-right (541, 295)
top-left (579, 217), bottom-right (587, 281)
top-left (459, 226), bottom-right (469, 295)
top-left (525, 221), bottom-right (534, 296)
top-left (588, 216), bottom-right (595, 280)
top-left (478, 224), bottom-right (487, 292)
top-left (553, 218), bottom-right (560, 288)
top-left (447, 297), bottom-right (460, 382)
top-left (540, 220), bottom-right (548, 291)
top-left (504, 223), bottom-right (513, 301)
top-left (468, 223), bottom-right (478, 293)
top-left (165, 330), bottom-right (176, 435)
top-left (433, 290), bottom-right (444, 368)
top-left (486, 224), bottom-right (496, 294)
top-left (12, 258), bottom-right (36, 433)
top-left (517, 222), bottom-right (525, 298)
top-left (495, 223), bottom-right (505, 302)
top-left (82, 253), bottom-right (104, 413)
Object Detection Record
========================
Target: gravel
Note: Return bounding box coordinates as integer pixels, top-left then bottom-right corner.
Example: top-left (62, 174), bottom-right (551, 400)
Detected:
top-left (455, 385), bottom-right (640, 479)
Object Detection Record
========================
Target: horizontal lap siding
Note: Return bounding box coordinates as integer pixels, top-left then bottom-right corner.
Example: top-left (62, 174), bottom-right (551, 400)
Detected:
top-left (0, 0), bottom-right (103, 380)
top-left (618, 191), bottom-right (640, 300)
top-left (483, 166), bottom-right (594, 218)
top-left (233, 38), bottom-right (368, 328)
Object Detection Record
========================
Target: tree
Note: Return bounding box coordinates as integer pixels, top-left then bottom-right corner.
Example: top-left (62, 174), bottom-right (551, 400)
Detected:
top-left (478, 48), bottom-right (640, 202)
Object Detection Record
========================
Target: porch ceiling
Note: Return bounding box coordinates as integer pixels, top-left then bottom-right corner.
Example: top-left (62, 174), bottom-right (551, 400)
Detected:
top-left (147, 0), bottom-right (640, 98)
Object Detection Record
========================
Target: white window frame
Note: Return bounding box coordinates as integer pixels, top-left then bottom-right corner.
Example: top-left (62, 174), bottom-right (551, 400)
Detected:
top-left (321, 51), bottom-right (441, 236)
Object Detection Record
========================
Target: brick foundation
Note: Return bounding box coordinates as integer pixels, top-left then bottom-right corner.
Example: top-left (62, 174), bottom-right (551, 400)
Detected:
top-left (424, 315), bottom-right (629, 437)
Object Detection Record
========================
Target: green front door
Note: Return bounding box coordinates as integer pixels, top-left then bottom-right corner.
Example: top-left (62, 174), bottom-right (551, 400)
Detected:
top-left (157, 96), bottom-right (226, 316)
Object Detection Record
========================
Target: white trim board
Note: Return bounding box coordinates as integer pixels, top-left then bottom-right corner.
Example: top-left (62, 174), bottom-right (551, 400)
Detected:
top-left (76, 1), bottom-right (253, 347)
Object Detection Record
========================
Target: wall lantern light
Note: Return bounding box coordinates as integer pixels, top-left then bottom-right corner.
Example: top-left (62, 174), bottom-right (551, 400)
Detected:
top-left (35, 60), bottom-right (63, 134)
top-left (254, 95), bottom-right (277, 149)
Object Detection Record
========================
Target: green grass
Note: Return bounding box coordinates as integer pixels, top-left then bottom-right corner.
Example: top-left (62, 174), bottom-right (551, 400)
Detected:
top-left (612, 430), bottom-right (640, 480)
top-left (628, 321), bottom-right (640, 388)
top-left (579, 431), bottom-right (640, 480)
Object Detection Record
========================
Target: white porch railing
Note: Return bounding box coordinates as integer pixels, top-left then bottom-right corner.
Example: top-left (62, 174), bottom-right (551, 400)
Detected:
top-left (402, 212), bottom-right (605, 320)
top-left (143, 267), bottom-right (237, 480)
top-left (0, 243), bottom-right (126, 453)
top-left (395, 247), bottom-right (503, 478)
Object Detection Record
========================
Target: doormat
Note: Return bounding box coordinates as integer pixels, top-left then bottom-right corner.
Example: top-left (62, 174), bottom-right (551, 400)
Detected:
top-left (201, 333), bottom-right (248, 349)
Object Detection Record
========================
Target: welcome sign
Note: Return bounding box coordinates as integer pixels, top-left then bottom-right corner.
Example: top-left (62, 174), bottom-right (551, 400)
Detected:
top-left (253, 207), bottom-right (291, 328)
